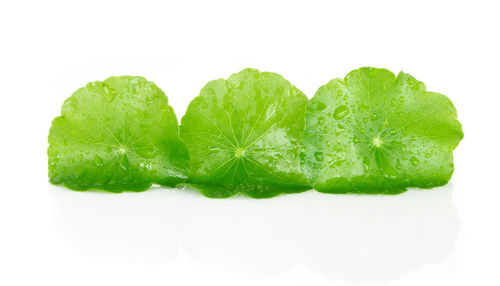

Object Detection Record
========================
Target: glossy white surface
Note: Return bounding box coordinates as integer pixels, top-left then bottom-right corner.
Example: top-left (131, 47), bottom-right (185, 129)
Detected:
top-left (49, 185), bottom-right (459, 282)
top-left (1, 0), bottom-right (499, 285)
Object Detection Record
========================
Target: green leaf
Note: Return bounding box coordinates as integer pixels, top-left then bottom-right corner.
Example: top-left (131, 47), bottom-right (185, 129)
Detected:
top-left (180, 68), bottom-right (311, 198)
top-left (48, 76), bottom-right (189, 192)
top-left (301, 67), bottom-right (463, 194)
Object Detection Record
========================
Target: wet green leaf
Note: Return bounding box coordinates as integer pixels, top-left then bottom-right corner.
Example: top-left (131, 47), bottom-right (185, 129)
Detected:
top-left (48, 76), bottom-right (189, 192)
top-left (180, 68), bottom-right (310, 198)
top-left (301, 67), bottom-right (463, 194)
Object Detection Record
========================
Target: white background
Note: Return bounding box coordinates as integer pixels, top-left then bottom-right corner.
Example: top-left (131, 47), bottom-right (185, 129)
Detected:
top-left (1, 0), bottom-right (499, 285)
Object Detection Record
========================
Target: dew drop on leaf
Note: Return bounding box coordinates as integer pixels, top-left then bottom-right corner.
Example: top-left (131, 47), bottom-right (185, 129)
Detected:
top-left (384, 168), bottom-right (398, 180)
top-left (362, 156), bottom-right (370, 172)
top-left (314, 101), bottom-right (327, 111)
top-left (120, 155), bottom-right (129, 170)
top-left (395, 160), bottom-right (402, 170)
top-left (93, 155), bottom-right (104, 167)
top-left (103, 85), bottom-right (117, 102)
top-left (135, 147), bottom-right (157, 159)
top-left (299, 152), bottom-right (306, 161)
top-left (333, 106), bottom-right (349, 119)
top-left (139, 160), bottom-right (153, 171)
top-left (410, 156), bottom-right (419, 166)
top-left (314, 151), bottom-right (323, 161)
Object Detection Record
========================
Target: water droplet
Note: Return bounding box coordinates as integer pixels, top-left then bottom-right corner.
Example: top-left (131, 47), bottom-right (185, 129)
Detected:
top-left (333, 106), bottom-right (349, 119)
top-left (362, 156), bottom-right (370, 172)
top-left (314, 152), bottom-right (323, 161)
top-left (391, 98), bottom-right (397, 106)
top-left (425, 152), bottom-right (432, 158)
top-left (93, 155), bottom-right (104, 167)
top-left (390, 141), bottom-right (404, 150)
top-left (353, 136), bottom-right (361, 143)
top-left (299, 152), bottom-right (306, 161)
top-left (103, 85), bottom-right (117, 102)
top-left (314, 101), bottom-right (327, 111)
top-left (383, 165), bottom-right (398, 180)
top-left (135, 147), bottom-right (157, 158)
top-left (396, 160), bottom-right (402, 169)
top-left (121, 156), bottom-right (129, 170)
top-left (50, 158), bottom-right (60, 166)
top-left (318, 117), bottom-right (325, 125)
top-left (410, 156), bottom-right (419, 166)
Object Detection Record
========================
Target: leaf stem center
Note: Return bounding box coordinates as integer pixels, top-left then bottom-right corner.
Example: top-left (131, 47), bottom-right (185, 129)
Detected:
top-left (372, 136), bottom-right (383, 148)
top-left (234, 147), bottom-right (246, 158)
top-left (118, 146), bottom-right (128, 154)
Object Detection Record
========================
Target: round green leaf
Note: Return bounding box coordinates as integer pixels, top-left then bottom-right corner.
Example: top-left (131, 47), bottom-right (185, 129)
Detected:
top-left (180, 68), bottom-right (311, 198)
top-left (48, 76), bottom-right (189, 192)
top-left (301, 67), bottom-right (463, 194)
